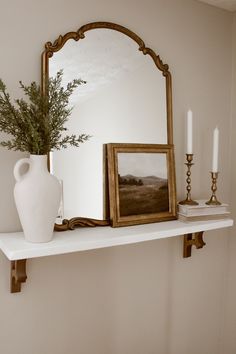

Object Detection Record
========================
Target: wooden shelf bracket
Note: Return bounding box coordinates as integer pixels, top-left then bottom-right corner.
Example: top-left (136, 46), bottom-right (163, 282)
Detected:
top-left (11, 259), bottom-right (27, 293)
top-left (183, 231), bottom-right (206, 258)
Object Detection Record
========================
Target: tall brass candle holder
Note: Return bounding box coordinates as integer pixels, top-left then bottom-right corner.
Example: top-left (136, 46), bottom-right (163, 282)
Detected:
top-left (179, 154), bottom-right (199, 205)
top-left (206, 172), bottom-right (221, 205)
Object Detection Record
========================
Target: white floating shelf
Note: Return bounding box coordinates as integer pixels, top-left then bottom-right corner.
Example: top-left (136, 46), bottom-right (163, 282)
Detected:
top-left (0, 218), bottom-right (233, 261)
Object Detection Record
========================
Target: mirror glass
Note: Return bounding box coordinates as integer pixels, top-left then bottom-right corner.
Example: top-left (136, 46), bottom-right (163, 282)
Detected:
top-left (48, 27), bottom-right (168, 221)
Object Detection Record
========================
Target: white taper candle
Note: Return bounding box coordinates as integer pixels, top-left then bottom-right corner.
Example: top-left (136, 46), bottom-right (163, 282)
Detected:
top-left (212, 127), bottom-right (219, 172)
top-left (187, 110), bottom-right (193, 154)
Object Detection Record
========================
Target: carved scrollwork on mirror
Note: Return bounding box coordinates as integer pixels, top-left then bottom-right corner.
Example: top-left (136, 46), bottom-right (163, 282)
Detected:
top-left (41, 22), bottom-right (174, 231)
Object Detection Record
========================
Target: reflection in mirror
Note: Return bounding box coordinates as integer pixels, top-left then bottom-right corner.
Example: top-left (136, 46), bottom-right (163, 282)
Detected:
top-left (42, 22), bottom-right (173, 228)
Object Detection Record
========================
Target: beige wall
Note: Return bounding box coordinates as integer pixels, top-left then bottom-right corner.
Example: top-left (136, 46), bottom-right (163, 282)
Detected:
top-left (0, 1), bottom-right (234, 354)
top-left (222, 11), bottom-right (236, 354)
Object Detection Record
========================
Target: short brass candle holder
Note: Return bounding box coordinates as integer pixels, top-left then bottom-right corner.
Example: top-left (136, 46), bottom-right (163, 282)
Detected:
top-left (179, 153), bottom-right (199, 205)
top-left (206, 172), bottom-right (221, 205)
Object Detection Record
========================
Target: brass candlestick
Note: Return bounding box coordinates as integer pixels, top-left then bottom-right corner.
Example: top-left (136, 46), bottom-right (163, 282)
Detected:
top-left (179, 154), bottom-right (198, 205)
top-left (206, 172), bottom-right (221, 205)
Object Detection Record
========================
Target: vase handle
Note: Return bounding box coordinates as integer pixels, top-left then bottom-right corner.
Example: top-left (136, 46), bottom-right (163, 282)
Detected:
top-left (13, 158), bottom-right (32, 182)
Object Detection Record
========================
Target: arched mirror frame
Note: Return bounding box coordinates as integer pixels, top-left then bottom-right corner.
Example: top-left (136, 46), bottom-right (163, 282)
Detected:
top-left (41, 21), bottom-right (174, 231)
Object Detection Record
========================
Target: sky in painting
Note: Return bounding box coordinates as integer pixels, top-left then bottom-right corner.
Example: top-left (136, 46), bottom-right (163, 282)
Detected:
top-left (118, 152), bottom-right (167, 179)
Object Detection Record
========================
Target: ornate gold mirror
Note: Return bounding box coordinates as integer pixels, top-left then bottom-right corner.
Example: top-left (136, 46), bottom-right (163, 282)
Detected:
top-left (41, 22), bottom-right (174, 230)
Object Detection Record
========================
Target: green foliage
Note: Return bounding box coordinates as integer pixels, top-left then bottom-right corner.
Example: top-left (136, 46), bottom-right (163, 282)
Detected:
top-left (0, 70), bottom-right (90, 154)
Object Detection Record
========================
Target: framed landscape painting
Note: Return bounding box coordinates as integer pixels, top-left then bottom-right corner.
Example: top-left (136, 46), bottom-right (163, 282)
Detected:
top-left (106, 143), bottom-right (177, 227)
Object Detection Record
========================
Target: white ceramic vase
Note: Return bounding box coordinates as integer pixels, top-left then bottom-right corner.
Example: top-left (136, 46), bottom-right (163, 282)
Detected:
top-left (14, 155), bottom-right (61, 243)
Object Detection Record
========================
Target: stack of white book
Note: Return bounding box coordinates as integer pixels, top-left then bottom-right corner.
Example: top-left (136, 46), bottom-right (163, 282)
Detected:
top-left (178, 200), bottom-right (230, 221)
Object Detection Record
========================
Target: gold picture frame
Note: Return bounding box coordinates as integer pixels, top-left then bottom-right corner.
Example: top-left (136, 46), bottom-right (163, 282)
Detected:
top-left (107, 143), bottom-right (177, 227)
